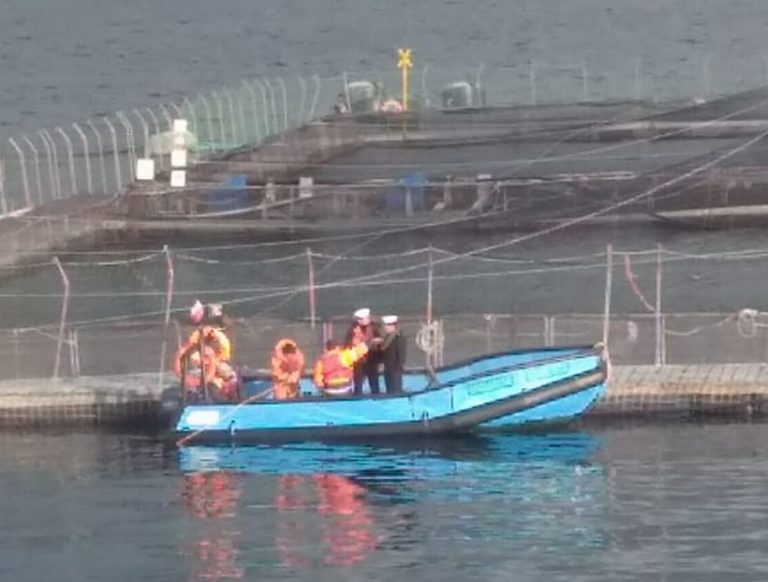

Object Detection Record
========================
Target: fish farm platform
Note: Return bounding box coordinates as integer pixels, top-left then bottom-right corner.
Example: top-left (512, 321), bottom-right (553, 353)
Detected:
top-left (2, 364), bottom-right (768, 427)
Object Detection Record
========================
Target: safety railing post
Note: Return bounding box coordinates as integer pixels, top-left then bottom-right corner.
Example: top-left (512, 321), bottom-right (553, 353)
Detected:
top-left (158, 245), bottom-right (175, 386)
top-left (39, 130), bottom-right (63, 200)
top-left (8, 138), bottom-right (31, 209)
top-left (115, 111), bottom-right (137, 182)
top-left (143, 108), bottom-right (162, 169)
top-left (309, 75), bottom-right (321, 121)
top-left (242, 81), bottom-right (262, 144)
top-left (235, 86), bottom-right (248, 145)
top-left (0, 156), bottom-right (7, 215)
top-left (132, 109), bottom-right (151, 158)
top-left (253, 79), bottom-right (271, 137)
top-left (71, 123), bottom-right (93, 195)
top-left (634, 57), bottom-right (642, 101)
top-left (221, 87), bottom-right (238, 147)
top-left (95, 117), bottom-right (116, 194)
top-left (55, 127), bottom-right (78, 197)
top-left (581, 58), bottom-right (589, 102)
top-left (602, 244), bottom-right (613, 346)
top-left (22, 135), bottom-right (44, 204)
top-left (181, 97), bottom-right (199, 144)
top-left (307, 247), bottom-right (316, 329)
top-left (298, 75), bottom-right (307, 124)
top-left (655, 243), bottom-right (664, 367)
top-left (276, 77), bottom-right (288, 132)
top-left (211, 90), bottom-right (227, 150)
top-left (52, 256), bottom-right (70, 380)
top-left (198, 94), bottom-right (214, 155)
top-left (529, 61), bottom-right (537, 105)
top-left (421, 64), bottom-right (430, 107)
top-left (265, 79), bottom-right (279, 138)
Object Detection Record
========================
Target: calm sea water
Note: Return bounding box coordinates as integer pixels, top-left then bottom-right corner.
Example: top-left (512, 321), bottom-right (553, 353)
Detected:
top-left (3, 0), bottom-right (768, 132)
top-left (3, 423), bottom-right (768, 581)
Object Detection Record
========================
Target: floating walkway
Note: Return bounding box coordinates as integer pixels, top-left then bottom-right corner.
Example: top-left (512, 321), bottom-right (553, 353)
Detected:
top-left (2, 364), bottom-right (768, 427)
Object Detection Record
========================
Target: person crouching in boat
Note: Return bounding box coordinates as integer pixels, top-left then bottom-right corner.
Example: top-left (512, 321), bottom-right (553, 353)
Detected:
top-left (271, 339), bottom-right (306, 400)
top-left (174, 301), bottom-right (238, 402)
top-left (313, 340), bottom-right (369, 397)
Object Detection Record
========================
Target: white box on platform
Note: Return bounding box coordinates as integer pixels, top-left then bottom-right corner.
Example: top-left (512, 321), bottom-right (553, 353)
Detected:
top-left (170, 170), bottom-right (187, 188)
top-left (298, 176), bottom-right (314, 199)
top-left (173, 119), bottom-right (188, 134)
top-left (136, 158), bottom-right (155, 181)
top-left (171, 148), bottom-right (188, 168)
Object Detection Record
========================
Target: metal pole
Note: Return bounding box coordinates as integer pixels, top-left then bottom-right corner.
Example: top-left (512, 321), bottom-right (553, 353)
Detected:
top-left (37, 131), bottom-right (58, 200)
top-left (342, 71), bottom-right (351, 113)
top-left (132, 109), bottom-right (151, 158)
top-left (265, 79), bottom-right (279, 138)
top-left (182, 97), bottom-right (199, 142)
top-left (22, 135), bottom-right (44, 205)
top-left (158, 245), bottom-right (175, 386)
top-left (602, 244), bottom-right (613, 346)
top-left (102, 117), bottom-right (123, 192)
top-left (8, 138), bottom-right (32, 209)
top-left (198, 94), bottom-right (214, 155)
top-left (55, 126), bottom-right (78, 197)
top-left (309, 75), bottom-right (321, 121)
top-left (235, 86), bottom-right (248, 144)
top-left (52, 256), bottom-right (70, 380)
top-left (72, 123), bottom-right (93, 195)
top-left (221, 87), bottom-right (239, 146)
top-left (307, 247), bottom-right (316, 329)
top-left (116, 111), bottom-right (137, 180)
top-left (298, 75), bottom-right (307, 124)
top-left (427, 244), bottom-right (434, 324)
top-left (581, 59), bottom-right (589, 102)
top-left (0, 157), bottom-right (7, 215)
top-left (253, 78), bottom-right (271, 137)
top-left (87, 119), bottom-right (108, 194)
top-left (634, 57), bottom-right (642, 101)
top-left (529, 61), bottom-right (537, 105)
top-left (40, 130), bottom-right (63, 200)
top-left (277, 77), bottom-right (289, 131)
top-left (655, 243), bottom-right (663, 367)
top-left (211, 90), bottom-right (227, 150)
top-left (242, 81), bottom-right (262, 143)
top-left (421, 64), bottom-right (430, 107)
top-left (143, 108), bottom-right (162, 169)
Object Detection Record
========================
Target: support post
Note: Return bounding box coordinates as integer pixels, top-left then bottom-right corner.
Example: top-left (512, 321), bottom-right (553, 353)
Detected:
top-left (72, 124), bottom-right (93, 195)
top-left (102, 117), bottom-right (122, 192)
top-left (159, 245), bottom-right (175, 385)
top-left (276, 77), bottom-right (289, 131)
top-left (40, 130), bottom-right (63, 200)
top-left (52, 257), bottom-right (70, 380)
top-left (529, 61), bottom-right (537, 105)
top-left (655, 243), bottom-right (663, 367)
top-left (86, 120), bottom-right (108, 194)
top-left (221, 87), bottom-right (239, 146)
top-left (602, 244), bottom-right (613, 346)
top-left (307, 247), bottom-right (317, 329)
top-left (8, 138), bottom-right (31, 209)
top-left (22, 135), bottom-right (44, 204)
top-left (211, 91), bottom-right (227, 150)
top-left (426, 244), bottom-right (434, 325)
top-left (55, 127), bottom-right (78, 197)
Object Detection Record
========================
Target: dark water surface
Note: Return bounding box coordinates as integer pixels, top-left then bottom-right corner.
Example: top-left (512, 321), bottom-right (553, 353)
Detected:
top-left (3, 0), bottom-right (768, 132)
top-left (3, 424), bottom-right (768, 581)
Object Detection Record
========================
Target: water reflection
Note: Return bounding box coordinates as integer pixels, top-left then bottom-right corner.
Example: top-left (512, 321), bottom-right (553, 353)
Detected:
top-left (178, 433), bottom-right (606, 576)
top-left (180, 472), bottom-right (244, 580)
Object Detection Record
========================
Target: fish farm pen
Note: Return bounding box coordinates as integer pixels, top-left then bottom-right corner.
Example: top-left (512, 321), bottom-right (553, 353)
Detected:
top-left (2, 61), bottom-right (768, 424)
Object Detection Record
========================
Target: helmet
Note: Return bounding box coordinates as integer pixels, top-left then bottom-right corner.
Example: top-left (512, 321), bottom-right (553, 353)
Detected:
top-left (189, 300), bottom-right (204, 325)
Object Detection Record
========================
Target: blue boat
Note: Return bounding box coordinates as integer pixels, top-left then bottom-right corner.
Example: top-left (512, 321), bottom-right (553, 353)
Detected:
top-left (175, 345), bottom-right (607, 444)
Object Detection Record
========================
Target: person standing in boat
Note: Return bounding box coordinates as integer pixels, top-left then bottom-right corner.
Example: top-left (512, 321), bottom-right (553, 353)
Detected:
top-left (344, 308), bottom-right (383, 395)
top-left (270, 338), bottom-right (306, 400)
top-left (313, 339), bottom-right (369, 396)
top-left (380, 315), bottom-right (406, 394)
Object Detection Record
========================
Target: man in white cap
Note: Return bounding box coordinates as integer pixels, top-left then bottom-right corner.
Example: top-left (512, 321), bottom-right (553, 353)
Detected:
top-left (381, 315), bottom-right (406, 394)
top-left (344, 307), bottom-right (383, 395)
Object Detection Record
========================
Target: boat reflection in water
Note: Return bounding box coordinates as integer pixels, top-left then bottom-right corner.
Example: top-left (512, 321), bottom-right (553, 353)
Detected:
top-left (178, 432), bottom-right (606, 575)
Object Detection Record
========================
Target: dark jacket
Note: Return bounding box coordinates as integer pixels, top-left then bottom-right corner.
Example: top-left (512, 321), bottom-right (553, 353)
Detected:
top-left (381, 331), bottom-right (406, 372)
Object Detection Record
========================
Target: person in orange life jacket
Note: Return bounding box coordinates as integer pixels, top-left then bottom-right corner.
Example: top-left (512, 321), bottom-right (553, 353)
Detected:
top-left (270, 339), bottom-right (306, 400)
top-left (344, 308), bottom-right (383, 395)
top-left (313, 339), bottom-right (369, 396)
top-left (380, 315), bottom-right (406, 394)
top-left (174, 301), bottom-right (237, 402)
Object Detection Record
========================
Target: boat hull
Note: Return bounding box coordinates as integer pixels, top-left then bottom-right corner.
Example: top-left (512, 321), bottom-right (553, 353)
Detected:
top-left (175, 346), bottom-right (607, 444)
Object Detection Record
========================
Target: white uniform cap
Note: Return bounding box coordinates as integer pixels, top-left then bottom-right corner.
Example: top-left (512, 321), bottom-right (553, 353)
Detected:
top-left (354, 308), bottom-right (371, 320)
top-left (382, 315), bottom-right (398, 324)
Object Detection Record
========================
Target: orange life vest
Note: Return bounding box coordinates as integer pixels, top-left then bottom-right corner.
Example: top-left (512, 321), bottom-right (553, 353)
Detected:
top-left (317, 349), bottom-right (354, 389)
